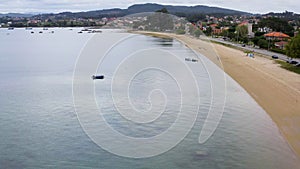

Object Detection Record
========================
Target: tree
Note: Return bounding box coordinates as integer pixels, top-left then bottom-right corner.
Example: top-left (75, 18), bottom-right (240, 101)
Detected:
top-left (258, 17), bottom-right (294, 36)
top-left (236, 25), bottom-right (248, 42)
top-left (186, 13), bottom-right (205, 23)
top-left (257, 39), bottom-right (269, 49)
top-left (194, 29), bottom-right (201, 37)
top-left (253, 36), bottom-right (264, 45)
top-left (176, 29), bottom-right (185, 34)
top-left (286, 34), bottom-right (300, 58)
top-left (156, 8), bottom-right (169, 14)
top-left (204, 27), bottom-right (212, 36)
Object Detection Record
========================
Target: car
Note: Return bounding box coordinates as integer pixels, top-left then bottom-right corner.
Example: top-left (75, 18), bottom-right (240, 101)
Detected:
top-left (241, 44), bottom-right (246, 47)
top-left (286, 59), bottom-right (297, 64)
top-left (295, 63), bottom-right (300, 67)
top-left (272, 55), bottom-right (279, 59)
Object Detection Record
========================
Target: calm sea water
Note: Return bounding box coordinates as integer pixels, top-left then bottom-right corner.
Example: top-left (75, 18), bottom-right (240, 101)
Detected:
top-left (0, 28), bottom-right (299, 168)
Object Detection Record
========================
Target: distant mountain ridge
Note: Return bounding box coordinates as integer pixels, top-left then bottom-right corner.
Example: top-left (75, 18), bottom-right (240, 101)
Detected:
top-left (29, 3), bottom-right (252, 19)
top-left (263, 11), bottom-right (300, 20)
top-left (2, 4), bottom-right (299, 19)
top-left (0, 13), bottom-right (33, 18)
top-left (127, 4), bottom-right (250, 15)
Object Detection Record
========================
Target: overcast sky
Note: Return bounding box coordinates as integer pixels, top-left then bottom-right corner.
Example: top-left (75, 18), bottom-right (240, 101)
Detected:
top-left (0, 0), bottom-right (299, 14)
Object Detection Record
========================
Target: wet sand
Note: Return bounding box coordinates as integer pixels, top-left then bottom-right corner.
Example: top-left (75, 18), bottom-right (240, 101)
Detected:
top-left (135, 31), bottom-right (300, 158)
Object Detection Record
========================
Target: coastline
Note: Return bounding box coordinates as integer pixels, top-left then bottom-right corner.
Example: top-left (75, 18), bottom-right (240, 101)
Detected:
top-left (134, 31), bottom-right (300, 158)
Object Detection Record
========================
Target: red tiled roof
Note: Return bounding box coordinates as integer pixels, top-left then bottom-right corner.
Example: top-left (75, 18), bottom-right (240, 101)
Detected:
top-left (238, 22), bottom-right (248, 27)
top-left (275, 41), bottom-right (288, 46)
top-left (264, 32), bottom-right (290, 38)
top-left (210, 24), bottom-right (218, 27)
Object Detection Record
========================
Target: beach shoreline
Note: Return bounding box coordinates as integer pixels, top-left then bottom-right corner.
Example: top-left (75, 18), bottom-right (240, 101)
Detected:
top-left (134, 31), bottom-right (300, 158)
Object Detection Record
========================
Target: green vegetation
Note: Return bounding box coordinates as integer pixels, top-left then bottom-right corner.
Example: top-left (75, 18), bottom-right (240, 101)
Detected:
top-left (257, 39), bottom-right (269, 49)
top-left (236, 25), bottom-right (248, 41)
top-left (271, 48), bottom-right (286, 55)
top-left (286, 34), bottom-right (300, 58)
top-left (188, 25), bottom-right (203, 38)
top-left (210, 40), bottom-right (236, 48)
top-left (213, 16), bottom-right (297, 54)
top-left (185, 14), bottom-right (206, 23)
top-left (156, 8), bottom-right (169, 13)
top-left (194, 29), bottom-right (201, 37)
top-left (258, 17), bottom-right (294, 36)
top-left (175, 29), bottom-right (186, 34)
top-left (275, 60), bottom-right (300, 74)
top-left (203, 27), bottom-right (212, 36)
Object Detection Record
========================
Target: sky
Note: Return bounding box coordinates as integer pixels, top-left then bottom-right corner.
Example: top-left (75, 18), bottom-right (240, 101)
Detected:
top-left (0, 0), bottom-right (299, 14)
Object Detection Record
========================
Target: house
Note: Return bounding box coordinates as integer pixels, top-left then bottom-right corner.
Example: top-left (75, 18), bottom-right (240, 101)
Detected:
top-left (213, 28), bottom-right (222, 34)
top-left (264, 32), bottom-right (290, 40)
top-left (274, 41), bottom-right (288, 49)
top-left (209, 24), bottom-right (218, 29)
top-left (209, 24), bottom-right (223, 35)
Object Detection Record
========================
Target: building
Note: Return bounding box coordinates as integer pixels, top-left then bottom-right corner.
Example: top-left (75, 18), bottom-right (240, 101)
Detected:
top-left (213, 28), bottom-right (222, 34)
top-left (264, 32), bottom-right (290, 41)
top-left (258, 27), bottom-right (272, 33)
top-left (274, 41), bottom-right (288, 49)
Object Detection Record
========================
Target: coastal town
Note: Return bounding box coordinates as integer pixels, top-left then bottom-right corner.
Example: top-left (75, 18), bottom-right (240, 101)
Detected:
top-left (1, 10), bottom-right (299, 58)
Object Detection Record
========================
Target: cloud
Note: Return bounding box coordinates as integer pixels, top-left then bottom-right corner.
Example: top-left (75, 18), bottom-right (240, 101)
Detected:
top-left (0, 0), bottom-right (299, 14)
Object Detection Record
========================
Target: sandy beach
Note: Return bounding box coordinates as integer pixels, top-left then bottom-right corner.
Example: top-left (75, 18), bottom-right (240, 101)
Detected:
top-left (135, 31), bottom-right (300, 158)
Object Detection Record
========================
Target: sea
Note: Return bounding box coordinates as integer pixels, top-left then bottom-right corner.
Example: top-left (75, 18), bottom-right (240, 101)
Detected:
top-left (0, 28), bottom-right (299, 168)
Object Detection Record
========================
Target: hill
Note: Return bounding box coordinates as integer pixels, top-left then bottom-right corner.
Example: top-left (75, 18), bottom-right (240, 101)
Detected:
top-left (31, 3), bottom-right (251, 19)
top-left (0, 13), bottom-right (33, 18)
top-left (128, 4), bottom-right (250, 15)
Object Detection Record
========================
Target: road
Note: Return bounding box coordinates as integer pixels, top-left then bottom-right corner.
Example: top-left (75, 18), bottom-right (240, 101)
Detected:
top-left (207, 37), bottom-right (300, 63)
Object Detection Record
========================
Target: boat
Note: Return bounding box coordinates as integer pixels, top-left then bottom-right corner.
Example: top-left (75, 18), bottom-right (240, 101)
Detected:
top-left (81, 28), bottom-right (91, 32)
top-left (88, 30), bottom-right (102, 33)
top-left (78, 31), bottom-right (83, 33)
top-left (92, 75), bottom-right (104, 80)
top-left (31, 31), bottom-right (34, 34)
top-left (185, 57), bottom-right (198, 63)
top-left (39, 31), bottom-right (43, 33)
top-left (185, 58), bottom-right (191, 61)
